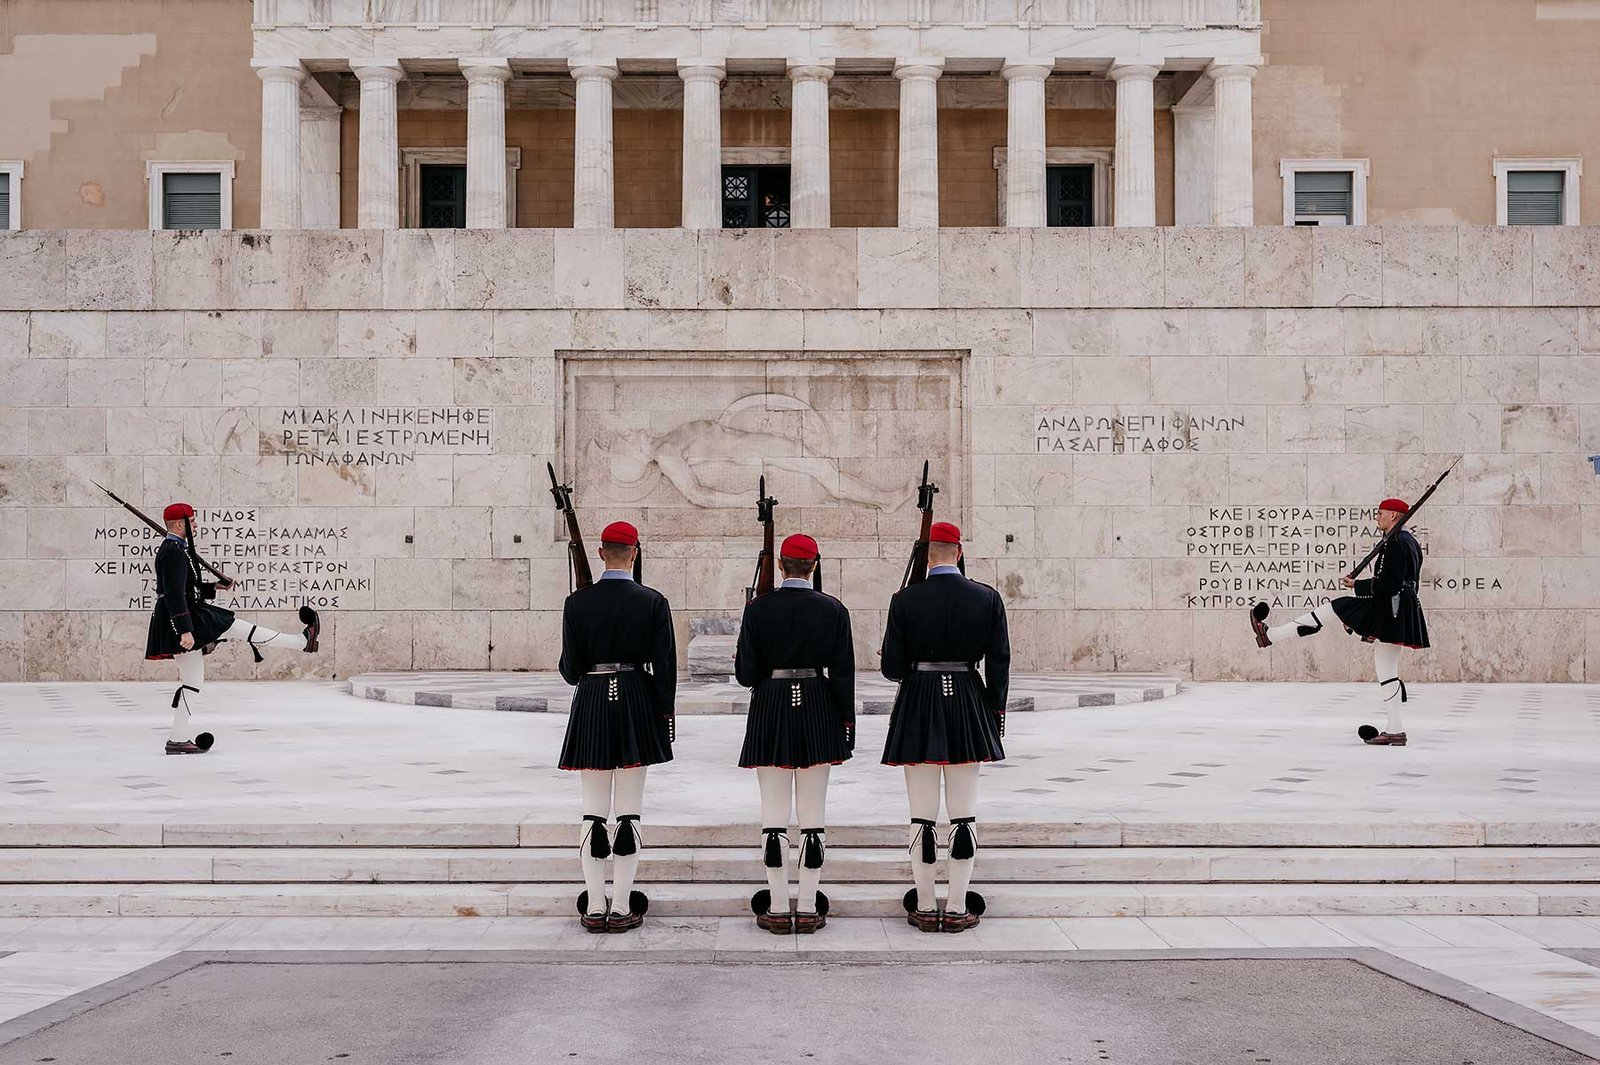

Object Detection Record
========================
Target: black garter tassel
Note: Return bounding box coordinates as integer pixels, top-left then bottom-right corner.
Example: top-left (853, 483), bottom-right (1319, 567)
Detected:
top-left (246, 625), bottom-right (264, 663)
top-left (912, 818), bottom-right (937, 865)
top-left (800, 828), bottom-right (825, 870)
top-left (583, 814), bottom-right (611, 860)
top-left (613, 815), bottom-right (640, 857)
top-left (763, 828), bottom-right (786, 869)
top-left (950, 817), bottom-right (976, 861)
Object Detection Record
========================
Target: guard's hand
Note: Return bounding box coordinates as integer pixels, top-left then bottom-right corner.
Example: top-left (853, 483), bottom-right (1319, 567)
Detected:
top-left (179, 632), bottom-right (195, 651)
top-left (1339, 574), bottom-right (1355, 589)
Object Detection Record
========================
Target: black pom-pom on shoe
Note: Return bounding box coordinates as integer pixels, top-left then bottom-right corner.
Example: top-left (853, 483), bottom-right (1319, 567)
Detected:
top-left (1357, 724), bottom-right (1380, 741)
top-left (1249, 602), bottom-right (1272, 648)
top-left (965, 891), bottom-right (987, 917)
top-left (902, 888), bottom-right (919, 914)
top-left (194, 732), bottom-right (215, 751)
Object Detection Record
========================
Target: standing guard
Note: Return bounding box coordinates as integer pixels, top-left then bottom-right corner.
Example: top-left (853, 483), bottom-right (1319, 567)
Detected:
top-left (1250, 497), bottom-right (1431, 746)
top-left (557, 520), bottom-right (676, 933)
top-left (145, 503), bottom-right (320, 754)
top-left (881, 522), bottom-right (1009, 933)
top-left (736, 533), bottom-right (855, 935)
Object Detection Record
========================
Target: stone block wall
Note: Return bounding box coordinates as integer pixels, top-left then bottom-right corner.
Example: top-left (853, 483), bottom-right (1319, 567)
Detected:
top-left (1, 225), bottom-right (1597, 682)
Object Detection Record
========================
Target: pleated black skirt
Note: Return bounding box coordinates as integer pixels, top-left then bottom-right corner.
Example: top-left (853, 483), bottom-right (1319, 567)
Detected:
top-left (1332, 593), bottom-right (1430, 649)
top-left (738, 677), bottom-right (852, 770)
top-left (145, 602), bottom-right (236, 660)
top-left (881, 670), bottom-right (1005, 766)
top-left (559, 671), bottom-right (674, 772)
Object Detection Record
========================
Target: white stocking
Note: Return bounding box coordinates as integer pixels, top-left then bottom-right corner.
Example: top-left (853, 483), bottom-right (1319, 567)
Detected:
top-left (943, 763), bottom-right (980, 915)
top-left (756, 767), bottom-right (794, 913)
top-left (794, 765), bottom-right (830, 915)
top-left (1266, 601), bottom-right (1341, 645)
top-left (225, 617), bottom-right (307, 654)
top-left (609, 766), bottom-right (648, 915)
top-left (904, 764), bottom-right (942, 913)
top-left (1374, 642), bottom-right (1405, 734)
top-left (169, 650), bottom-right (206, 742)
top-left (578, 770), bottom-right (612, 916)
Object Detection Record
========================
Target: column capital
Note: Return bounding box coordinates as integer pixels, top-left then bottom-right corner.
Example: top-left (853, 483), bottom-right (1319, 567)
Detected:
top-left (1001, 58), bottom-right (1054, 81)
top-left (893, 57), bottom-right (945, 80)
top-left (459, 57), bottom-right (512, 83)
top-left (677, 58), bottom-right (726, 82)
top-left (569, 58), bottom-right (620, 81)
top-left (786, 58), bottom-right (836, 82)
top-left (1108, 61), bottom-right (1161, 82)
top-left (251, 59), bottom-right (306, 85)
top-left (352, 59), bottom-right (405, 83)
top-left (1206, 59), bottom-right (1262, 82)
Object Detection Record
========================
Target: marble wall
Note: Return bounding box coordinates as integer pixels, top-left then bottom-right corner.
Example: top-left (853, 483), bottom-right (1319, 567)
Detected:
top-left (1, 225), bottom-right (1598, 682)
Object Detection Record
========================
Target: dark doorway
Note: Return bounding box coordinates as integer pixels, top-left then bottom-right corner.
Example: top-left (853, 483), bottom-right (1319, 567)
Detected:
top-left (420, 164), bottom-right (468, 228)
top-left (1047, 164), bottom-right (1094, 227)
top-left (722, 165), bottom-right (791, 228)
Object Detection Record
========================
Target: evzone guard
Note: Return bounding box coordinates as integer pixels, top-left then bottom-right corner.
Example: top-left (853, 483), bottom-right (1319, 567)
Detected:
top-left (1250, 482), bottom-right (1447, 746)
top-left (553, 498), bottom-right (675, 933)
top-left (143, 502), bottom-right (320, 755)
top-left (882, 513), bottom-right (1010, 933)
top-left (735, 525), bottom-right (855, 935)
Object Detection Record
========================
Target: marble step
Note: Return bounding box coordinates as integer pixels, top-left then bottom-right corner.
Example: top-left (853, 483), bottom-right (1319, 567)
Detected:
top-left (8, 819), bottom-right (1595, 849)
top-left (6, 882), bottom-right (1600, 919)
top-left (6, 847), bottom-right (1600, 885)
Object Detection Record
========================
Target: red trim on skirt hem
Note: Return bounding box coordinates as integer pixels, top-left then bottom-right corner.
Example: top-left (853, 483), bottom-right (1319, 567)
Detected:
top-left (881, 759), bottom-right (996, 767)
top-left (559, 762), bottom-right (651, 771)
top-left (739, 760), bottom-right (846, 770)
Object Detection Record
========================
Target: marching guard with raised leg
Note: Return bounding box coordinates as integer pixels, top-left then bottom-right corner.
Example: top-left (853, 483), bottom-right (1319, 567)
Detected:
top-left (557, 520), bottom-right (676, 933)
top-left (881, 522), bottom-right (1009, 933)
top-left (736, 533), bottom-right (855, 935)
top-left (145, 503), bottom-right (320, 755)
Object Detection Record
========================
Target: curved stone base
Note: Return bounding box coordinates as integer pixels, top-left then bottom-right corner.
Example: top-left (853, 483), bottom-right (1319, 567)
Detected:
top-left (346, 670), bottom-right (1182, 715)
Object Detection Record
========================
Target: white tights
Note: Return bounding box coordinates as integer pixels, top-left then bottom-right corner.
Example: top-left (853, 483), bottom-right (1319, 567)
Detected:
top-left (904, 763), bottom-right (980, 915)
top-left (756, 765), bottom-right (831, 915)
top-left (1267, 603), bottom-right (1406, 733)
top-left (578, 767), bottom-right (648, 917)
top-left (168, 618), bottom-right (306, 742)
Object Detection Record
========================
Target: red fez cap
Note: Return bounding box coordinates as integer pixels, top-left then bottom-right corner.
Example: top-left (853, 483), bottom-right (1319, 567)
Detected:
top-left (1378, 498), bottom-right (1409, 514)
top-left (929, 521), bottom-right (961, 544)
top-left (780, 533), bottom-right (819, 560)
top-left (600, 521), bottom-right (639, 546)
top-left (163, 503), bottom-right (195, 522)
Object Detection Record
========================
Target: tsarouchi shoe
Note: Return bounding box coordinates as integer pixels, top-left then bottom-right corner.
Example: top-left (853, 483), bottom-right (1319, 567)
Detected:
top-left (792, 911), bottom-right (826, 934)
top-left (907, 909), bottom-right (942, 933)
top-left (941, 910), bottom-right (980, 933)
top-left (606, 910), bottom-right (644, 933)
top-left (1360, 728), bottom-right (1408, 746)
top-left (164, 739), bottom-right (208, 755)
top-left (1249, 602), bottom-right (1272, 648)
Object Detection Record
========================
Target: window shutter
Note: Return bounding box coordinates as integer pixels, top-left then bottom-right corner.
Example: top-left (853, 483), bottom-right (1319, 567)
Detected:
top-left (0, 174), bottom-right (9, 230)
top-left (162, 172), bottom-right (222, 230)
top-left (1506, 170), bottom-right (1564, 225)
top-left (1293, 170), bottom-right (1353, 222)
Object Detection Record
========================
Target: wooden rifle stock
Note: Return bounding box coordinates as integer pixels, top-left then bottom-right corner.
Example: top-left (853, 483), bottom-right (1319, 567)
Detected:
top-left (746, 476), bottom-right (777, 602)
top-left (91, 481), bottom-right (230, 584)
top-left (547, 462), bottom-right (593, 591)
top-left (1347, 456), bottom-right (1460, 580)
top-left (899, 460), bottom-right (939, 590)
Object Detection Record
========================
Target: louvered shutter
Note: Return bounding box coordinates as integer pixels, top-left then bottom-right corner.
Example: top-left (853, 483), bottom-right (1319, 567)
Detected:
top-left (1506, 170), bottom-right (1564, 226)
top-left (0, 174), bottom-right (9, 230)
top-left (162, 172), bottom-right (222, 230)
top-left (1293, 170), bottom-right (1353, 223)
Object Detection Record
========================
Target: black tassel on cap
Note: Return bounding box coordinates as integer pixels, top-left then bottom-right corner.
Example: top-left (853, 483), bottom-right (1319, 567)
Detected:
top-left (800, 828), bottom-right (825, 870)
top-left (612, 815), bottom-right (640, 857)
top-left (762, 828), bottom-right (787, 869)
top-left (812, 555), bottom-right (822, 591)
top-left (632, 545), bottom-right (643, 583)
top-left (911, 818), bottom-right (937, 865)
top-left (950, 817), bottom-right (976, 861)
top-left (583, 814), bottom-right (611, 860)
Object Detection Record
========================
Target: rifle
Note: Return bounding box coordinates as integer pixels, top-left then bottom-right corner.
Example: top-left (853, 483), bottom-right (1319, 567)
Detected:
top-left (1348, 457), bottom-right (1460, 580)
top-left (548, 462), bottom-right (594, 592)
top-left (91, 481), bottom-right (231, 585)
top-left (898, 460), bottom-right (939, 590)
top-left (745, 476), bottom-right (777, 603)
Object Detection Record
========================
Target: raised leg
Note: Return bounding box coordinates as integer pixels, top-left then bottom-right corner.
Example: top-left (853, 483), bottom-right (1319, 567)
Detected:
top-left (942, 763), bottom-right (981, 916)
top-left (904, 764), bottom-right (942, 915)
top-left (578, 769), bottom-right (613, 918)
top-left (609, 765), bottom-right (648, 915)
top-left (223, 617), bottom-right (308, 655)
top-left (794, 764), bottom-right (830, 916)
top-left (1265, 601), bottom-right (1340, 645)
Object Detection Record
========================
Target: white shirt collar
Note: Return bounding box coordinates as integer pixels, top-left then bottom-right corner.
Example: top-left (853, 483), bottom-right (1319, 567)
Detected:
top-left (598, 569), bottom-right (633, 581)
top-left (928, 564), bottom-right (961, 577)
top-left (780, 578), bottom-right (812, 589)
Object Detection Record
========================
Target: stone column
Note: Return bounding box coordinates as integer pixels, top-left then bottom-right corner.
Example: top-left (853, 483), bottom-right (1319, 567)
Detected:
top-left (570, 60), bottom-right (620, 229)
top-left (1172, 103), bottom-right (1214, 226)
top-left (894, 57), bottom-right (943, 228)
top-left (1208, 61), bottom-right (1259, 226)
top-left (300, 106), bottom-right (344, 229)
top-left (460, 57), bottom-right (512, 229)
top-left (353, 60), bottom-right (404, 229)
top-left (678, 59), bottom-right (726, 229)
top-left (252, 61), bottom-right (305, 228)
top-left (1109, 61), bottom-right (1159, 227)
top-left (1001, 59), bottom-right (1052, 228)
top-left (787, 59), bottom-right (835, 229)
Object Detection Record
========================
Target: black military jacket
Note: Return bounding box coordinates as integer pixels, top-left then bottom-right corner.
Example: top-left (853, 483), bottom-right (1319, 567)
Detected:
top-left (880, 572), bottom-right (1011, 718)
top-left (557, 578), bottom-right (677, 716)
top-left (734, 585), bottom-right (856, 726)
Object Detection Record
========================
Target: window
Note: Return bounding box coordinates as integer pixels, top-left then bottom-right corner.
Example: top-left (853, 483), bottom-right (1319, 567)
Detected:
top-left (0, 162), bottom-right (19, 230)
top-left (1046, 164), bottom-right (1094, 227)
top-left (1494, 159), bottom-right (1582, 225)
top-left (1280, 159), bottom-right (1369, 226)
top-left (399, 147), bottom-right (520, 227)
top-left (993, 147), bottom-right (1111, 226)
top-left (420, 165), bottom-right (467, 228)
top-left (722, 165), bottom-right (790, 228)
top-left (146, 161), bottom-right (234, 230)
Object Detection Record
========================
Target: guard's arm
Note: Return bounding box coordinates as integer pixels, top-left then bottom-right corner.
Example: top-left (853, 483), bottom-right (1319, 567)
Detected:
top-left (983, 591), bottom-right (1012, 733)
top-left (880, 594), bottom-right (909, 682)
top-left (556, 598), bottom-right (585, 685)
top-left (652, 596), bottom-right (678, 737)
top-left (733, 603), bottom-right (763, 688)
top-left (831, 602), bottom-right (857, 748)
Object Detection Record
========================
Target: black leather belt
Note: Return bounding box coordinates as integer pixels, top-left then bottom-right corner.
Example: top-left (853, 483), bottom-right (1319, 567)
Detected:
top-left (588, 663), bottom-right (637, 674)
top-left (770, 668), bottom-right (818, 680)
top-left (915, 661), bottom-right (972, 672)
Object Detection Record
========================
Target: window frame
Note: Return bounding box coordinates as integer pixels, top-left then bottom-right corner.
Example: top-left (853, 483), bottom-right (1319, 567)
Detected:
top-left (146, 160), bottom-right (235, 231)
top-left (1279, 158), bottom-right (1369, 226)
top-left (993, 147), bottom-right (1112, 227)
top-left (0, 161), bottom-right (22, 230)
top-left (1493, 158), bottom-right (1582, 226)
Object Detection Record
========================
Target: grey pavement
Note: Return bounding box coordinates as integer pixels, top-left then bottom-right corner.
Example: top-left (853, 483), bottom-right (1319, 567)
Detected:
top-left (1, 958), bottom-right (1593, 1065)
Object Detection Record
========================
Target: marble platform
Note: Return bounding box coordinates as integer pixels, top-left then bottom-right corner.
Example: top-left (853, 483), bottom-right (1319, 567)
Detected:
top-left (344, 671), bottom-right (1183, 714)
